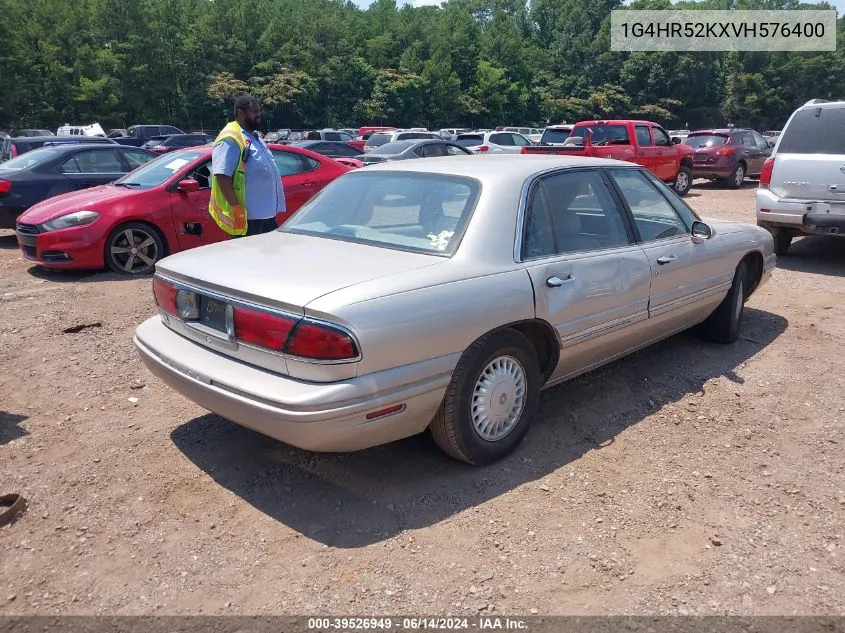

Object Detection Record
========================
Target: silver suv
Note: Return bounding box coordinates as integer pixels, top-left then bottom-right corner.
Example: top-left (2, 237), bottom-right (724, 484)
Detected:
top-left (756, 98), bottom-right (845, 254)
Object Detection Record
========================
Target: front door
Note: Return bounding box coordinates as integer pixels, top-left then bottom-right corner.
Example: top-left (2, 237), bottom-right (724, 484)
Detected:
top-left (520, 168), bottom-right (652, 383)
top-left (607, 168), bottom-right (730, 336)
top-left (650, 126), bottom-right (678, 181)
top-left (169, 160), bottom-right (227, 250)
top-left (635, 124), bottom-right (660, 176)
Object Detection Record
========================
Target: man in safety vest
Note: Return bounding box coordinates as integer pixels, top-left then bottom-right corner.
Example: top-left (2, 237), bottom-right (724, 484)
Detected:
top-left (209, 94), bottom-right (285, 237)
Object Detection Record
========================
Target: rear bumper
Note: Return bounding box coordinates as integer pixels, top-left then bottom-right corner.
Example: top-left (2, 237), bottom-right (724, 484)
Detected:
top-left (756, 189), bottom-right (845, 236)
top-left (133, 317), bottom-right (451, 452)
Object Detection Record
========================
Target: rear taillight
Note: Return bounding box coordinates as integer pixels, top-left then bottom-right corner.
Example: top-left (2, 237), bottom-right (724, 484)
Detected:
top-left (520, 147), bottom-right (527, 154)
top-left (10, 145), bottom-right (17, 158)
top-left (716, 147), bottom-right (735, 157)
top-left (0, 179), bottom-right (10, 194)
top-left (477, 145), bottom-right (489, 152)
top-left (233, 304), bottom-right (296, 351)
top-left (153, 277), bottom-right (359, 361)
top-left (759, 157), bottom-right (774, 190)
top-left (287, 321), bottom-right (359, 361)
top-left (152, 277), bottom-right (178, 315)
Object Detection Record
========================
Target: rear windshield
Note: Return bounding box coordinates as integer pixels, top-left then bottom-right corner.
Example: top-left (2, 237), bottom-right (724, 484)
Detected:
top-left (366, 133), bottom-right (392, 147)
top-left (0, 147), bottom-right (57, 170)
top-left (685, 134), bottom-right (729, 148)
top-left (282, 172), bottom-right (481, 256)
top-left (456, 135), bottom-right (483, 147)
top-left (571, 124), bottom-right (630, 145)
top-left (371, 142), bottom-right (414, 155)
top-left (540, 129), bottom-right (572, 145)
top-left (113, 150), bottom-right (203, 188)
top-left (778, 107), bottom-right (845, 154)
top-left (397, 132), bottom-right (435, 140)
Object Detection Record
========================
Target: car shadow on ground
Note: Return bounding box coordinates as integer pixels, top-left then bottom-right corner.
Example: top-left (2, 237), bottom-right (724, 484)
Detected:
top-left (776, 236), bottom-right (845, 278)
top-left (0, 412), bottom-right (29, 446)
top-left (24, 265), bottom-right (150, 284)
top-left (171, 307), bottom-right (787, 549)
top-left (691, 179), bottom-right (759, 192)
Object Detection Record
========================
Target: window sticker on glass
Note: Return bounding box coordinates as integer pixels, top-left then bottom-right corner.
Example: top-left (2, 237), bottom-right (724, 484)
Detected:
top-left (164, 158), bottom-right (190, 170)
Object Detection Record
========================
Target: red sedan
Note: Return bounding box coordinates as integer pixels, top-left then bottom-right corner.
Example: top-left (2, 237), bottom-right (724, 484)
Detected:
top-left (15, 144), bottom-right (351, 275)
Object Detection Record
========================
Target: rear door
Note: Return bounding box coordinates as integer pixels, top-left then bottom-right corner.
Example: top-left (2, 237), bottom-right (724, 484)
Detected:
top-left (635, 125), bottom-right (659, 175)
top-left (771, 105), bottom-right (845, 204)
top-left (488, 132), bottom-right (517, 153)
top-left (59, 148), bottom-right (127, 191)
top-left (650, 126), bottom-right (678, 181)
top-left (750, 131), bottom-right (772, 175)
top-left (520, 168), bottom-right (652, 382)
top-left (607, 167), bottom-right (729, 334)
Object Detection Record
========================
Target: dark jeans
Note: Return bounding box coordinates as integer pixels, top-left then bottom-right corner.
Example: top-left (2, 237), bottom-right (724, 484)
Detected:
top-left (234, 217), bottom-right (278, 238)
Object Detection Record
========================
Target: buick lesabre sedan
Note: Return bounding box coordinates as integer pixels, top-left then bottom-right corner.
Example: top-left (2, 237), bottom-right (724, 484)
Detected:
top-left (133, 155), bottom-right (775, 465)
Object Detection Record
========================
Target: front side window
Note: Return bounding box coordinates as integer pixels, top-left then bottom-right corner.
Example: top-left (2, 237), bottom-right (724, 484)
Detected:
top-left (635, 126), bottom-right (652, 147)
top-left (652, 127), bottom-right (671, 146)
top-left (609, 169), bottom-right (689, 241)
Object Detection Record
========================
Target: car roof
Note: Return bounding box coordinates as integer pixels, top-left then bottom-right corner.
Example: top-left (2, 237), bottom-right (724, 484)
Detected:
top-left (19, 142), bottom-right (127, 155)
top-left (360, 154), bottom-right (641, 177)
top-left (9, 135), bottom-right (117, 143)
top-left (689, 129), bottom-right (744, 135)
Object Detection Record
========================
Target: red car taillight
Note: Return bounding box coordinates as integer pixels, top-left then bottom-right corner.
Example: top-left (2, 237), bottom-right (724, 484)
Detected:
top-left (477, 145), bottom-right (489, 152)
top-left (153, 277), bottom-right (178, 315)
top-left (520, 147), bottom-right (527, 154)
top-left (233, 304), bottom-right (296, 351)
top-left (759, 157), bottom-right (774, 190)
top-left (0, 179), bottom-right (11, 194)
top-left (716, 147), bottom-right (735, 157)
top-left (287, 321), bottom-right (358, 360)
top-left (153, 277), bottom-right (359, 361)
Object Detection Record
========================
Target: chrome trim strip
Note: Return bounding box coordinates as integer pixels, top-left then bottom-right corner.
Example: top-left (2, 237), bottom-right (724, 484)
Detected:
top-left (155, 273), bottom-right (364, 365)
top-left (557, 310), bottom-right (649, 348)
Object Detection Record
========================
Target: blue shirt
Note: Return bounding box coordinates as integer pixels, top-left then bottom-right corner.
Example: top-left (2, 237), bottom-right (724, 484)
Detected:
top-left (211, 127), bottom-right (285, 220)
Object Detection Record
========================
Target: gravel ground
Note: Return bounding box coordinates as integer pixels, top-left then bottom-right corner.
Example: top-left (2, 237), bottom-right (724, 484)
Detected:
top-left (0, 180), bottom-right (843, 616)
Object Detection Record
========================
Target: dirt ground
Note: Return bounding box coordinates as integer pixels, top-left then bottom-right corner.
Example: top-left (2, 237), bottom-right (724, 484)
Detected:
top-left (0, 179), bottom-right (843, 617)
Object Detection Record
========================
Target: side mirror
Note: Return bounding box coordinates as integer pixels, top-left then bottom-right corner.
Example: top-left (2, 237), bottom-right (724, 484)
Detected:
top-left (692, 220), bottom-right (713, 241)
top-left (178, 178), bottom-right (199, 193)
top-left (768, 140), bottom-right (775, 148)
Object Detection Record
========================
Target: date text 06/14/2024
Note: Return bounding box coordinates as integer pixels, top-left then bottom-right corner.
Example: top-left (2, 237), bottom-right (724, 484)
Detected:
top-left (306, 617), bottom-right (529, 631)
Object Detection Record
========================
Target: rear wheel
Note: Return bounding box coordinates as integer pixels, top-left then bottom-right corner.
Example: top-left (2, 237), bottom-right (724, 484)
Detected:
top-left (104, 222), bottom-right (165, 275)
top-left (672, 165), bottom-right (693, 197)
top-left (727, 163), bottom-right (745, 189)
top-left (704, 261), bottom-right (747, 344)
top-left (430, 329), bottom-right (540, 465)
top-left (774, 230), bottom-right (792, 255)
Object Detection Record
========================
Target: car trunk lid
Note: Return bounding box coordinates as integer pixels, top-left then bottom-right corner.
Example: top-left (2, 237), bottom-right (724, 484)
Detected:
top-left (770, 153), bottom-right (845, 202)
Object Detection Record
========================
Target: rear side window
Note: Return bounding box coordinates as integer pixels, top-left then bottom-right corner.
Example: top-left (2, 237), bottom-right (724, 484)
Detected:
top-left (778, 106), bottom-right (845, 154)
top-left (540, 128), bottom-right (572, 145)
top-left (490, 133), bottom-right (514, 146)
top-left (366, 133), bottom-right (392, 147)
top-left (456, 135), bottom-right (483, 147)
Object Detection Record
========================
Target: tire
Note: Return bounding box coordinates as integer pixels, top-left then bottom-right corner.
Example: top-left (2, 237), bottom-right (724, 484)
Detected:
top-left (774, 230), bottom-right (792, 256)
top-left (672, 165), bottom-right (693, 197)
top-left (704, 261), bottom-right (747, 344)
top-left (104, 222), bottom-right (165, 275)
top-left (429, 329), bottom-right (541, 465)
top-left (727, 163), bottom-right (745, 189)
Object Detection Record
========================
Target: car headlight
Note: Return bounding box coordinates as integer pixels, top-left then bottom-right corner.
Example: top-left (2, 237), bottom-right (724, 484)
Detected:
top-left (41, 210), bottom-right (101, 231)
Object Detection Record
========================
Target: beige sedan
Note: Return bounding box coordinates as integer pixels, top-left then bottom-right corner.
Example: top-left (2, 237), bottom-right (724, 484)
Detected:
top-left (133, 155), bottom-right (775, 465)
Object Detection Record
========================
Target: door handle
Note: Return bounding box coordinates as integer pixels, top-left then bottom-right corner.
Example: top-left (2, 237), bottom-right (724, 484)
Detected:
top-left (302, 181), bottom-right (315, 187)
top-left (546, 275), bottom-right (573, 287)
top-left (657, 255), bottom-right (677, 265)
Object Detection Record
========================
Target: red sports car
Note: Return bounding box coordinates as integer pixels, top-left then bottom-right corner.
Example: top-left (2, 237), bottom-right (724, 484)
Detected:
top-left (15, 144), bottom-right (351, 275)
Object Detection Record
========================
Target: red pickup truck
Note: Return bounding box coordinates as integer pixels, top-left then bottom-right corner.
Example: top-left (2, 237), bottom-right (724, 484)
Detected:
top-left (522, 120), bottom-right (695, 196)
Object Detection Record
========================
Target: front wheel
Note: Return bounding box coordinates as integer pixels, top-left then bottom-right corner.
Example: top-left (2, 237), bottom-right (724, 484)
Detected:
top-left (104, 222), bottom-right (165, 275)
top-left (703, 262), bottom-right (747, 344)
top-left (429, 329), bottom-right (541, 465)
top-left (673, 165), bottom-right (693, 197)
top-left (774, 230), bottom-right (792, 255)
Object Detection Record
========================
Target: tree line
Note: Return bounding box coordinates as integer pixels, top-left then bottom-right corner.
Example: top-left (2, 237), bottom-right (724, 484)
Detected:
top-left (0, 0), bottom-right (842, 134)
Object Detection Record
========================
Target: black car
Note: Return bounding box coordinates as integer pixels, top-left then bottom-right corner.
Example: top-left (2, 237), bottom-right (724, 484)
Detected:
top-left (0, 144), bottom-right (155, 228)
top-left (1, 135), bottom-right (119, 163)
top-left (287, 140), bottom-right (363, 159)
top-left (359, 139), bottom-right (473, 165)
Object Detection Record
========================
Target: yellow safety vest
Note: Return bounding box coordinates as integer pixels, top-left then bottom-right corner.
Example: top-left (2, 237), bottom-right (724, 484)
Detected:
top-left (209, 121), bottom-right (249, 236)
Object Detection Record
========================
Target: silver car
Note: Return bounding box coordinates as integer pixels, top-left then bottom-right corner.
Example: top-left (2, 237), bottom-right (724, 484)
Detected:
top-left (133, 155), bottom-right (776, 465)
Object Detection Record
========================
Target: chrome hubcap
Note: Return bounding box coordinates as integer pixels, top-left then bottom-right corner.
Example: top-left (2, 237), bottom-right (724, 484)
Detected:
top-left (471, 355), bottom-right (526, 442)
top-left (735, 166), bottom-right (744, 186)
top-left (675, 172), bottom-right (689, 191)
top-left (111, 229), bottom-right (158, 274)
